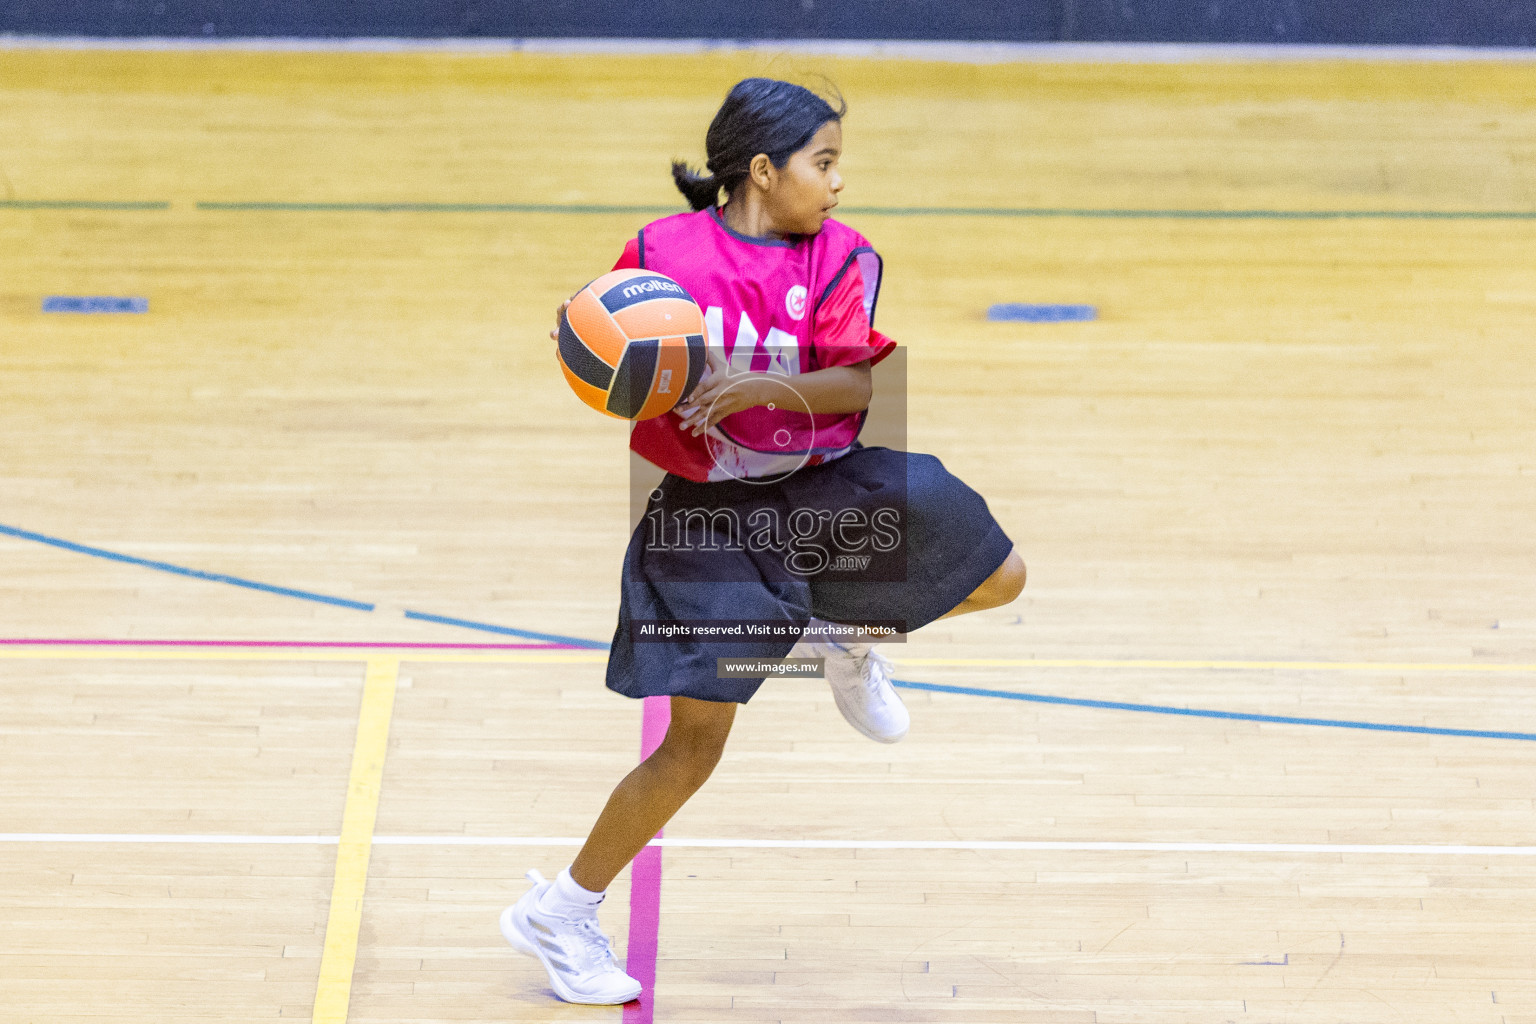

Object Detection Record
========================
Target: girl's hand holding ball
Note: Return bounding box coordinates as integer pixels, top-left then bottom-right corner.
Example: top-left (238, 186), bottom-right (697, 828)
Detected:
top-left (549, 299), bottom-right (571, 342)
top-left (675, 349), bottom-right (772, 437)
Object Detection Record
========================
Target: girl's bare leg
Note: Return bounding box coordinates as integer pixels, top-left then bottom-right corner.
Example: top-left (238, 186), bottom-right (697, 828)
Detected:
top-left (569, 550), bottom-right (1024, 890)
top-left (569, 694), bottom-right (737, 892)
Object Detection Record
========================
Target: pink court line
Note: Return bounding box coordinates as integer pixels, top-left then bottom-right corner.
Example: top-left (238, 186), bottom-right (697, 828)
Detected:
top-left (624, 695), bottom-right (671, 1024)
top-left (0, 638), bottom-right (584, 650)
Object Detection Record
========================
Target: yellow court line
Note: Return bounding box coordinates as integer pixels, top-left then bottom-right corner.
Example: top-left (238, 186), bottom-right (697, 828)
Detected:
top-left (0, 647), bottom-right (1532, 673)
top-left (0, 648), bottom-right (606, 664)
top-left (898, 658), bottom-right (1536, 672)
top-left (312, 656), bottom-right (399, 1024)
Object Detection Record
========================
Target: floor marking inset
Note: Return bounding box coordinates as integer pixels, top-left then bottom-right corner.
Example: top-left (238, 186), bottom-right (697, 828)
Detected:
top-left (42, 295), bottom-right (148, 313)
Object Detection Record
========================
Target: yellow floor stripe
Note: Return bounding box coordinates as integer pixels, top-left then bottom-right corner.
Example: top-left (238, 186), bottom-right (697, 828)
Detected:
top-left (898, 658), bottom-right (1536, 672)
top-left (0, 648), bottom-right (605, 664)
top-left (312, 656), bottom-right (399, 1024)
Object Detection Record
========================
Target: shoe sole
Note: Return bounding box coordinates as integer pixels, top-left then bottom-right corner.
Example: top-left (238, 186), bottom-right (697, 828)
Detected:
top-left (499, 901), bottom-right (642, 1005)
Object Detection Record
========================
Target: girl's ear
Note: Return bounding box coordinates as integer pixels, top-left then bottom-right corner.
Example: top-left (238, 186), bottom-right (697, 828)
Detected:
top-left (748, 153), bottom-right (774, 191)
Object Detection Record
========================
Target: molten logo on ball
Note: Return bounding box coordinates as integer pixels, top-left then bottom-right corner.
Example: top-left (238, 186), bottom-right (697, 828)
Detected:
top-left (557, 269), bottom-right (707, 420)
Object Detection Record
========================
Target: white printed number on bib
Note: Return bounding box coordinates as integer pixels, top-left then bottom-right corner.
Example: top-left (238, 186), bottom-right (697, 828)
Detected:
top-left (707, 307), bottom-right (801, 376)
top-left (785, 286), bottom-right (808, 321)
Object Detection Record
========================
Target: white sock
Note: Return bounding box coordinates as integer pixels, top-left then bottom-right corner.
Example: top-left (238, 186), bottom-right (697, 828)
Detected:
top-left (803, 618), bottom-right (903, 647)
top-left (850, 625), bottom-right (904, 646)
top-left (801, 617), bottom-right (842, 644)
top-left (537, 866), bottom-right (605, 918)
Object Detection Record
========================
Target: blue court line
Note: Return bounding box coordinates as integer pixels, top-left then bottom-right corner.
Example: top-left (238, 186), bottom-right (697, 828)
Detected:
top-left (43, 296), bottom-right (148, 314)
top-left (0, 520), bottom-right (596, 647)
top-left (189, 201), bottom-right (1536, 220)
top-left (0, 523), bottom-right (374, 612)
top-left (988, 303), bottom-right (1097, 322)
top-left (403, 610), bottom-right (609, 650)
top-left (0, 200), bottom-right (170, 210)
top-left (891, 679), bottom-right (1536, 743)
top-left (7, 519), bottom-right (1531, 741)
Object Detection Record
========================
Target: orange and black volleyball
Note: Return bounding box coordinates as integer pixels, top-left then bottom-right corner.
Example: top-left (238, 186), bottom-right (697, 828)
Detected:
top-left (557, 269), bottom-right (707, 420)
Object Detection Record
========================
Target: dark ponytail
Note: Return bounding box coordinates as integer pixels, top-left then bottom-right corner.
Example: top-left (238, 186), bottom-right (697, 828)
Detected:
top-left (671, 163), bottom-right (724, 212)
top-left (672, 78), bottom-right (846, 212)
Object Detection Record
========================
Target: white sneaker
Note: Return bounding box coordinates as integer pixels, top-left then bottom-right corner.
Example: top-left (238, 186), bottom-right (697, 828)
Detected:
top-left (794, 630), bottom-right (909, 743)
top-left (500, 870), bottom-right (642, 1005)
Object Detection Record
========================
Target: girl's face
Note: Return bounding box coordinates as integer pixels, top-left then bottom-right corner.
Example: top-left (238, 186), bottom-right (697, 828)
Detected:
top-left (765, 119), bottom-right (844, 235)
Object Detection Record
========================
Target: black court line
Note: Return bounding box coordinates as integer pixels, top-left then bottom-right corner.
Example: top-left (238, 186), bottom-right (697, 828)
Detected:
top-left (0, 200), bottom-right (170, 210)
top-left (851, 206), bottom-right (1536, 220)
top-left (6, 200), bottom-right (1532, 219)
top-left (192, 201), bottom-right (1536, 219)
top-left (196, 201), bottom-right (682, 214)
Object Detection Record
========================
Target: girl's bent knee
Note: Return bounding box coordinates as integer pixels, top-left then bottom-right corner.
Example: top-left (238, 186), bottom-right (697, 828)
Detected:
top-left (980, 551), bottom-right (1026, 607)
top-left (1002, 552), bottom-right (1026, 599)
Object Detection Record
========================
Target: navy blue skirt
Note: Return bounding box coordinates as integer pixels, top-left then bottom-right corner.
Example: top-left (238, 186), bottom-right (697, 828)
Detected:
top-left (605, 446), bottom-right (1014, 703)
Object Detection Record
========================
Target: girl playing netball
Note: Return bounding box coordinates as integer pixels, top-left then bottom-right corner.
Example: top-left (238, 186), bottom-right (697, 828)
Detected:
top-left (502, 77), bottom-right (1026, 1004)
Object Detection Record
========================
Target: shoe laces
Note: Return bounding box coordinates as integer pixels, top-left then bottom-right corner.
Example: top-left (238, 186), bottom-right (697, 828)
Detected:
top-left (525, 869), bottom-right (620, 972)
top-left (564, 914), bottom-right (620, 970)
top-left (852, 645), bottom-right (894, 695)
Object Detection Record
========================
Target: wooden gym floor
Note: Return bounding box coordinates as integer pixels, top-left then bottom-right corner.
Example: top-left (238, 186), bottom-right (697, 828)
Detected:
top-left (2, 45), bottom-right (1536, 1023)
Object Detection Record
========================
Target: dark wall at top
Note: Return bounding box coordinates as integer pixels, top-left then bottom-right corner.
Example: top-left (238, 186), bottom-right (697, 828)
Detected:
top-left (0, 1), bottom-right (1059, 41)
top-left (2, 0), bottom-right (1533, 46)
top-left (1069, 0), bottom-right (1535, 45)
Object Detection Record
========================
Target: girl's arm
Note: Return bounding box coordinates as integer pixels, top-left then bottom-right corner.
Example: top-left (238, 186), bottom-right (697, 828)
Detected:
top-left (675, 351), bottom-right (871, 437)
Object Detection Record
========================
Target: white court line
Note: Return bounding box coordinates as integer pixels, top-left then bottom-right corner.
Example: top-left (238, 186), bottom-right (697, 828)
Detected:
top-left (3, 833), bottom-right (1535, 855)
top-left (4, 647), bottom-right (1531, 672)
top-left (0, 833), bottom-right (341, 844)
top-left (3, 35), bottom-right (1535, 62)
